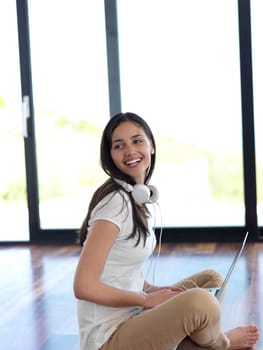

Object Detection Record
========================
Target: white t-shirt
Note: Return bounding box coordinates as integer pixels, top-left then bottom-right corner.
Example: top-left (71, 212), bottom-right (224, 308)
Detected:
top-left (77, 190), bottom-right (156, 350)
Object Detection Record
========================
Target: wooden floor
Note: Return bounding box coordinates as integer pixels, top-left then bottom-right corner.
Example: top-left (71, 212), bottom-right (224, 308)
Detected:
top-left (1, 241), bottom-right (263, 350)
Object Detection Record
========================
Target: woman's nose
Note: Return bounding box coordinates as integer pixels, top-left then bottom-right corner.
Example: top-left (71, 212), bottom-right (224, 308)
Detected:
top-left (124, 144), bottom-right (135, 155)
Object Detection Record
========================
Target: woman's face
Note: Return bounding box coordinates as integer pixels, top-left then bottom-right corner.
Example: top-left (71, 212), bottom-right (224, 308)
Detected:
top-left (110, 121), bottom-right (154, 184)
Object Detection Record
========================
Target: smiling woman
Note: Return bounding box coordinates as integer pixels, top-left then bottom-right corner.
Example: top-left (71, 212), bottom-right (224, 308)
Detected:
top-left (73, 112), bottom-right (259, 350)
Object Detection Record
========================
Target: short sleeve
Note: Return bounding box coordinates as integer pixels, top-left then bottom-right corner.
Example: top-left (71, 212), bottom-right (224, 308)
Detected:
top-left (89, 191), bottom-right (130, 232)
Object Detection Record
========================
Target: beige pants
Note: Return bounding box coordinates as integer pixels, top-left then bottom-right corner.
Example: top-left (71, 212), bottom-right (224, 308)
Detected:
top-left (100, 269), bottom-right (230, 350)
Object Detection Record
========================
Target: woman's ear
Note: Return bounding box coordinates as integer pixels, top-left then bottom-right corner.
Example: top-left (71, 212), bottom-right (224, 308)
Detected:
top-left (150, 141), bottom-right (155, 155)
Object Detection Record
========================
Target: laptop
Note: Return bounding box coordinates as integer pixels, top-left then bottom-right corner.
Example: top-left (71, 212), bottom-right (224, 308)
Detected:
top-left (205, 231), bottom-right (249, 299)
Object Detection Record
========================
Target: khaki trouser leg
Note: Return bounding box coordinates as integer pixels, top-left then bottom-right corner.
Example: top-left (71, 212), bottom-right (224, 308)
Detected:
top-left (173, 269), bottom-right (225, 303)
top-left (173, 268), bottom-right (224, 289)
top-left (101, 287), bottom-right (229, 350)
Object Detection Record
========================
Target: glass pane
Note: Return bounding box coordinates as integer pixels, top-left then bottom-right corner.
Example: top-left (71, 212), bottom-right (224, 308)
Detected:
top-left (251, 1), bottom-right (263, 226)
top-left (0, 1), bottom-right (29, 241)
top-left (117, 0), bottom-right (244, 227)
top-left (28, 0), bottom-right (109, 229)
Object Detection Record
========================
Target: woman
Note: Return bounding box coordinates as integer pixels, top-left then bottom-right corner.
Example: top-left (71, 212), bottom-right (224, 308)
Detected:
top-left (73, 112), bottom-right (259, 350)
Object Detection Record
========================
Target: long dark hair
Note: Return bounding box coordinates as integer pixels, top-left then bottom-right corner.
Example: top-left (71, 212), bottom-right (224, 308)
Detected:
top-left (78, 112), bottom-right (156, 246)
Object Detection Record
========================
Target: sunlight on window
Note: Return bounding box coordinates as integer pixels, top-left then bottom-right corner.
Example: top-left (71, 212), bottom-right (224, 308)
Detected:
top-left (0, 1), bottom-right (29, 241)
top-left (28, 0), bottom-right (109, 228)
top-left (251, 0), bottom-right (263, 225)
top-left (117, 0), bottom-right (244, 227)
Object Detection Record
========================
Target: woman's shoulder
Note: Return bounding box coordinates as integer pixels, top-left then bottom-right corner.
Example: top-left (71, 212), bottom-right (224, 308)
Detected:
top-left (87, 189), bottom-right (132, 233)
top-left (92, 188), bottom-right (130, 216)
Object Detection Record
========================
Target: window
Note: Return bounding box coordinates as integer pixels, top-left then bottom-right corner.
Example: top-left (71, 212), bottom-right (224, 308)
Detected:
top-left (117, 0), bottom-right (244, 227)
top-left (0, 1), bottom-right (29, 241)
top-left (251, 0), bottom-right (263, 226)
top-left (28, 0), bottom-right (109, 228)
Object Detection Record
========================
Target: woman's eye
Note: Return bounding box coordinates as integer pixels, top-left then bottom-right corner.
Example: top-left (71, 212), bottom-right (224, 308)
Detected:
top-left (134, 138), bottom-right (143, 144)
top-left (113, 144), bottom-right (123, 150)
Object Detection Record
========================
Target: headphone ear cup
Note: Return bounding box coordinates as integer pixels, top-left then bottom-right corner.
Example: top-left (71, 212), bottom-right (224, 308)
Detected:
top-left (147, 185), bottom-right (159, 203)
top-left (113, 178), bottom-right (158, 205)
top-left (132, 184), bottom-right (159, 204)
top-left (132, 184), bottom-right (151, 205)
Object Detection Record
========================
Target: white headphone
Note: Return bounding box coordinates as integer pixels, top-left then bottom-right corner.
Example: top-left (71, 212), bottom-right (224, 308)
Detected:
top-left (114, 178), bottom-right (159, 205)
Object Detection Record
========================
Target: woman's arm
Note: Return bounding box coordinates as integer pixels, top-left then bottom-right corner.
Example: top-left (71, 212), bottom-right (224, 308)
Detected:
top-left (73, 220), bottom-right (179, 308)
top-left (74, 219), bottom-right (147, 307)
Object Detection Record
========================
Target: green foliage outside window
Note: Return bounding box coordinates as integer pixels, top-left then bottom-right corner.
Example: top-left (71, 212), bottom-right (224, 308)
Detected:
top-left (1, 106), bottom-right (263, 205)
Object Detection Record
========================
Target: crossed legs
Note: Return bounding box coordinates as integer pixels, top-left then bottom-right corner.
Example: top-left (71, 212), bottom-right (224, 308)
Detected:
top-left (101, 269), bottom-right (259, 350)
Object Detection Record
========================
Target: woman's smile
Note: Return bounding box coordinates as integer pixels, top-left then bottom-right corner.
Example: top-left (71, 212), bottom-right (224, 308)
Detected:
top-left (124, 157), bottom-right (142, 167)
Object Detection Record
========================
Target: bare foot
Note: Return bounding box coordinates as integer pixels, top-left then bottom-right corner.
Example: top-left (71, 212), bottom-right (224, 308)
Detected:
top-left (176, 326), bottom-right (259, 350)
top-left (226, 326), bottom-right (259, 350)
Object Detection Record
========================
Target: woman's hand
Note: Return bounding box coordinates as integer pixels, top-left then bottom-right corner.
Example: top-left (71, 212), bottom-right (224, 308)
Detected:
top-left (143, 287), bottom-right (185, 309)
top-left (170, 285), bottom-right (187, 293)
